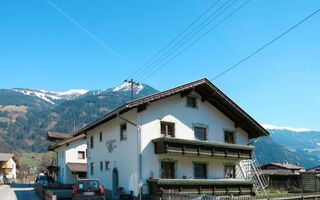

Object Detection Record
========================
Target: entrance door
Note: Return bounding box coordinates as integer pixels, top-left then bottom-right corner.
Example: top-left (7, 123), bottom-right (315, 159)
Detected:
top-left (112, 168), bottom-right (119, 199)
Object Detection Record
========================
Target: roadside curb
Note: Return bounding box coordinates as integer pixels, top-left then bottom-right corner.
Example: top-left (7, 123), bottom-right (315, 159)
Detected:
top-left (0, 184), bottom-right (9, 190)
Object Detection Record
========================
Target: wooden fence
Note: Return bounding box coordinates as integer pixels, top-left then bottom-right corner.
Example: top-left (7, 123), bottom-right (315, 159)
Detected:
top-left (161, 191), bottom-right (320, 200)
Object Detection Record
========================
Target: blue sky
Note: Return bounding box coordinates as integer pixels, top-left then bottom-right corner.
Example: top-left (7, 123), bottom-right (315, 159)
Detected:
top-left (1, 0), bottom-right (320, 129)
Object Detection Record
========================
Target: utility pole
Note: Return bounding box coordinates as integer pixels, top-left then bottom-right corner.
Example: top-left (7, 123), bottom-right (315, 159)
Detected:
top-left (124, 79), bottom-right (139, 100)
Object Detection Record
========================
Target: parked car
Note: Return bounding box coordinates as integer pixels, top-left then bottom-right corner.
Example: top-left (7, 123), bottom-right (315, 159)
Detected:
top-left (72, 179), bottom-right (105, 200)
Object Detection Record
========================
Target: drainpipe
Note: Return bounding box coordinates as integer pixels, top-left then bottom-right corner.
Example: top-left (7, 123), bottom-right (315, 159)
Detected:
top-left (117, 113), bottom-right (142, 200)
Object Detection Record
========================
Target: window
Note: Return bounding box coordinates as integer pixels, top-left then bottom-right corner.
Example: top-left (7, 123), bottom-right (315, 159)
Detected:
top-left (161, 122), bottom-right (174, 137)
top-left (78, 151), bottom-right (85, 159)
top-left (194, 163), bottom-right (207, 179)
top-left (224, 130), bottom-right (235, 144)
top-left (105, 161), bottom-right (110, 170)
top-left (90, 162), bottom-right (94, 175)
top-left (194, 126), bottom-right (207, 141)
top-left (120, 124), bottom-right (127, 141)
top-left (90, 136), bottom-right (94, 149)
top-left (161, 161), bottom-right (175, 179)
top-left (186, 96), bottom-right (197, 108)
top-left (100, 161), bottom-right (103, 171)
top-left (99, 132), bottom-right (103, 142)
top-left (224, 165), bottom-right (235, 178)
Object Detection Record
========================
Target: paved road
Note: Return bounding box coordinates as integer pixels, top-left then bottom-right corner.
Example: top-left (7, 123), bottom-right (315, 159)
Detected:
top-left (0, 184), bottom-right (40, 200)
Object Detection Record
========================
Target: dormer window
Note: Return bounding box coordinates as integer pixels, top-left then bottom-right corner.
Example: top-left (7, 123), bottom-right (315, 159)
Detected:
top-left (161, 122), bottom-right (174, 137)
top-left (186, 96), bottom-right (197, 108)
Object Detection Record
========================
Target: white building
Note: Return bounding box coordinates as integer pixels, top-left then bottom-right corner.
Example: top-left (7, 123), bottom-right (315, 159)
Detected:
top-left (0, 153), bottom-right (19, 181)
top-left (72, 78), bottom-right (269, 198)
top-left (48, 133), bottom-right (87, 184)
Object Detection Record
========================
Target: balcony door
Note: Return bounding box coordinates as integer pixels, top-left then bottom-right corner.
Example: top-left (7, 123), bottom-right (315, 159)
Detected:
top-left (161, 161), bottom-right (175, 179)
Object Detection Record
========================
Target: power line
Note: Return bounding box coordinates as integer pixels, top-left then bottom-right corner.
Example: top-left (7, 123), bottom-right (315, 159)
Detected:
top-left (125, 0), bottom-right (221, 81)
top-left (134, 0), bottom-right (236, 82)
top-left (210, 7), bottom-right (320, 81)
top-left (44, 0), bottom-right (135, 69)
top-left (137, 0), bottom-right (250, 83)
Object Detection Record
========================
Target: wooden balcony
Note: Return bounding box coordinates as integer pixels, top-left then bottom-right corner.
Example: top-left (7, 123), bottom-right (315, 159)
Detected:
top-left (0, 168), bottom-right (13, 173)
top-left (147, 179), bottom-right (255, 196)
top-left (152, 137), bottom-right (254, 160)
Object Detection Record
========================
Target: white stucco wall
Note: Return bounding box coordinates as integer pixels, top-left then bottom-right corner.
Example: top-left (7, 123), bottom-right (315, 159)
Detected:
top-left (86, 109), bottom-right (139, 196)
top-left (86, 91), bottom-right (251, 196)
top-left (56, 139), bottom-right (87, 184)
top-left (139, 92), bottom-right (250, 184)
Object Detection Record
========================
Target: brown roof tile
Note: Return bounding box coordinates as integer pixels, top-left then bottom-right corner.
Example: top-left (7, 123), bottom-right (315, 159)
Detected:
top-left (47, 132), bottom-right (71, 141)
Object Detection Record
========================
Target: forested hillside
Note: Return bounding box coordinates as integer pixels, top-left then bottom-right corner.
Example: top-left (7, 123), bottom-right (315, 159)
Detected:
top-left (0, 84), bottom-right (158, 153)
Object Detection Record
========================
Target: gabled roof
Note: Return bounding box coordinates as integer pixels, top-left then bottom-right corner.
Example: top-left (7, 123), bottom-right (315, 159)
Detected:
top-left (73, 78), bottom-right (269, 139)
top-left (47, 132), bottom-right (71, 141)
top-left (261, 169), bottom-right (299, 176)
top-left (307, 165), bottom-right (320, 172)
top-left (261, 162), bottom-right (303, 170)
top-left (48, 134), bottom-right (86, 151)
top-left (0, 153), bottom-right (19, 163)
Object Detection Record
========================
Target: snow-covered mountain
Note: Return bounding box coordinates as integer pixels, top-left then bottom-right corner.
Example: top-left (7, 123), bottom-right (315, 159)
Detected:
top-left (113, 82), bottom-right (144, 94)
top-left (254, 124), bottom-right (320, 168)
top-left (13, 88), bottom-right (88, 104)
top-left (262, 124), bottom-right (314, 132)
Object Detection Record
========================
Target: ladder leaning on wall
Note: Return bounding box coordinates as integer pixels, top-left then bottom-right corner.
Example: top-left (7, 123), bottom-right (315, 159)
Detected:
top-left (239, 153), bottom-right (268, 195)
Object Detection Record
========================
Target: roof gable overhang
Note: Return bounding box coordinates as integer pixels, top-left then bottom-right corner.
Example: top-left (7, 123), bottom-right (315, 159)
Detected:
top-left (48, 134), bottom-right (86, 151)
top-left (73, 78), bottom-right (269, 139)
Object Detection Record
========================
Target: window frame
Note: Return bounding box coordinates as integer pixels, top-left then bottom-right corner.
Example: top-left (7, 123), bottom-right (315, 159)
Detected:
top-left (90, 136), bottom-right (94, 149)
top-left (224, 130), bottom-right (236, 144)
top-left (186, 96), bottom-right (197, 108)
top-left (160, 121), bottom-right (175, 137)
top-left (120, 123), bottom-right (127, 141)
top-left (77, 151), bottom-right (85, 159)
top-left (160, 161), bottom-right (176, 179)
top-left (105, 161), bottom-right (110, 170)
top-left (193, 162), bottom-right (208, 179)
top-left (194, 126), bottom-right (207, 141)
top-left (99, 132), bottom-right (103, 142)
top-left (224, 164), bottom-right (236, 179)
top-left (90, 162), bottom-right (94, 175)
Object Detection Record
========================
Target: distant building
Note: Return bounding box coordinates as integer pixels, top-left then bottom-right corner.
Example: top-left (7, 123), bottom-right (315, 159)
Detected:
top-left (300, 165), bottom-right (320, 193)
top-left (71, 78), bottom-right (269, 198)
top-left (48, 132), bottom-right (87, 184)
top-left (307, 165), bottom-right (320, 172)
top-left (0, 153), bottom-right (19, 181)
top-left (261, 162), bottom-right (305, 192)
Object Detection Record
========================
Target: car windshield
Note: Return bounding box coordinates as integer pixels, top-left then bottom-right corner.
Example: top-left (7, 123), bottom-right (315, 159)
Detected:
top-left (39, 176), bottom-right (47, 180)
top-left (78, 180), bottom-right (100, 189)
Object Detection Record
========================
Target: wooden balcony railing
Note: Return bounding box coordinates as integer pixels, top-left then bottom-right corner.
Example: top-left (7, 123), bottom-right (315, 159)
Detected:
top-left (152, 137), bottom-right (254, 159)
top-left (147, 179), bottom-right (255, 196)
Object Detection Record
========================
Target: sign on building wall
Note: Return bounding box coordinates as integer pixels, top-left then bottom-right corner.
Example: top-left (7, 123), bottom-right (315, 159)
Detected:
top-left (106, 139), bottom-right (117, 153)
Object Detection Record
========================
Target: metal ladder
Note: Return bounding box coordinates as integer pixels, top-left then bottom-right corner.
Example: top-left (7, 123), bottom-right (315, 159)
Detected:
top-left (239, 153), bottom-right (268, 195)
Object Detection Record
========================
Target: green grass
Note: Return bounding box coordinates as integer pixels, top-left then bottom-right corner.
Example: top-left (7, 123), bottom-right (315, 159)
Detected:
top-left (19, 152), bottom-right (41, 167)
